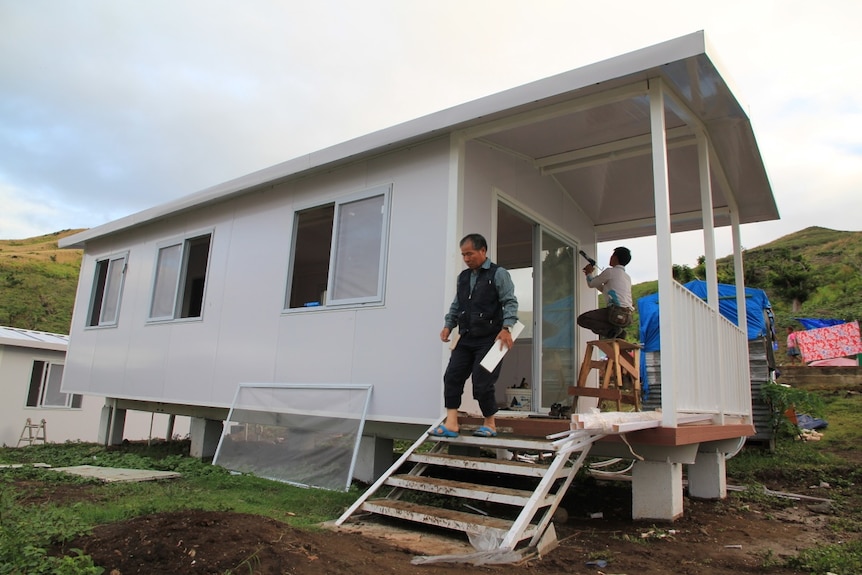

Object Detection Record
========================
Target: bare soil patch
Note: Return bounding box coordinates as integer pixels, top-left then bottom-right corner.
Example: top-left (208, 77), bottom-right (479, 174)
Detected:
top-left (46, 472), bottom-right (856, 575)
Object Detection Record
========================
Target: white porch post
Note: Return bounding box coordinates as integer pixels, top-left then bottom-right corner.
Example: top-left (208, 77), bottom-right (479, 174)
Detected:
top-left (697, 133), bottom-right (719, 308)
top-left (730, 210), bottom-right (748, 339)
top-left (649, 78), bottom-right (676, 428)
top-left (698, 133), bottom-right (725, 424)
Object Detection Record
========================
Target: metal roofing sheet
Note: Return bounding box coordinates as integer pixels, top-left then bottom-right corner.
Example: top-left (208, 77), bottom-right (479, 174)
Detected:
top-left (0, 326), bottom-right (69, 351)
top-left (59, 30), bottom-right (776, 249)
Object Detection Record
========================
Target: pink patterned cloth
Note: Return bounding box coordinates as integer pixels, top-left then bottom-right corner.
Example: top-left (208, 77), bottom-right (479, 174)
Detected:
top-left (795, 321), bottom-right (862, 362)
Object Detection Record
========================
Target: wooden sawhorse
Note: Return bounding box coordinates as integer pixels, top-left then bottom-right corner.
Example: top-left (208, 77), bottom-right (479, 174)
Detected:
top-left (569, 339), bottom-right (642, 411)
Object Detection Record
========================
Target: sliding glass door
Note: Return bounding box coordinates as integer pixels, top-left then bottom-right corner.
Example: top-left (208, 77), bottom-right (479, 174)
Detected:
top-left (539, 231), bottom-right (576, 410)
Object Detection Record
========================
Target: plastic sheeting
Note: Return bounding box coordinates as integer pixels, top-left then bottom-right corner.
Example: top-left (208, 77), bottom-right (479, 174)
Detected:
top-left (637, 281), bottom-right (773, 400)
top-left (796, 318), bottom-right (845, 330)
top-left (213, 383), bottom-right (372, 491)
top-left (637, 280), bottom-right (773, 352)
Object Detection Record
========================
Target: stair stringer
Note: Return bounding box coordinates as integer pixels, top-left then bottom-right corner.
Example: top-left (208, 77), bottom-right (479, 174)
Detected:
top-left (336, 420), bottom-right (606, 555)
top-left (500, 429), bottom-right (605, 550)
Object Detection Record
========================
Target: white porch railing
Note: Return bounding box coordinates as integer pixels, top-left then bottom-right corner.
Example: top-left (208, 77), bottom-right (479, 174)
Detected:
top-left (662, 281), bottom-right (751, 425)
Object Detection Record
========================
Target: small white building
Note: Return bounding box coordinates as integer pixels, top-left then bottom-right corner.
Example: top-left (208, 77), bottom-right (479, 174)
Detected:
top-left (0, 326), bottom-right (188, 446)
top-left (58, 32), bottom-right (777, 517)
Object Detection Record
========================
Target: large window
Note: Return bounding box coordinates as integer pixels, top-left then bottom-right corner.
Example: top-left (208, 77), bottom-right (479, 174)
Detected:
top-left (149, 233), bottom-right (212, 321)
top-left (88, 253), bottom-right (127, 327)
top-left (26, 361), bottom-right (82, 409)
top-left (286, 185), bottom-right (390, 309)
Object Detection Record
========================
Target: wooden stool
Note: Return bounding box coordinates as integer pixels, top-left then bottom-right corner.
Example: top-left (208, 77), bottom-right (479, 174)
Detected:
top-left (569, 339), bottom-right (642, 410)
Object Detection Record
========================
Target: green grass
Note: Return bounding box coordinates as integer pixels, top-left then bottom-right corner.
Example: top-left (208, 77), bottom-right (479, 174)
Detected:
top-left (0, 441), bottom-right (359, 574)
top-left (3, 390), bottom-right (862, 573)
top-left (726, 391), bottom-right (862, 574)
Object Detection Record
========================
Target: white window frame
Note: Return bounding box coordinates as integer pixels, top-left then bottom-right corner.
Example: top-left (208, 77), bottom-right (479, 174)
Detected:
top-left (87, 252), bottom-right (128, 327)
top-left (285, 184), bottom-right (391, 310)
top-left (26, 361), bottom-right (81, 409)
top-left (148, 230), bottom-right (213, 322)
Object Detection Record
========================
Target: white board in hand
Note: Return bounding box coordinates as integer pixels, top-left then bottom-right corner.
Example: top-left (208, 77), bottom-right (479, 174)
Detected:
top-left (479, 321), bottom-right (525, 372)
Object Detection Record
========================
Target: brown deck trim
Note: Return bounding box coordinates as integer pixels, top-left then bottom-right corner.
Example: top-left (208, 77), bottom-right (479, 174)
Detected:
top-left (461, 415), bottom-right (754, 447)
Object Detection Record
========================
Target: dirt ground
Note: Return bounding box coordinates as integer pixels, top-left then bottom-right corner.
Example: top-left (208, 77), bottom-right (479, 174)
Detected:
top-left (40, 457), bottom-right (857, 575)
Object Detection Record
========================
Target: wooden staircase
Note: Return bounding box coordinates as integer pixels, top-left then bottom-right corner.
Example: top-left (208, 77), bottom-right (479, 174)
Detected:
top-left (337, 422), bottom-right (605, 554)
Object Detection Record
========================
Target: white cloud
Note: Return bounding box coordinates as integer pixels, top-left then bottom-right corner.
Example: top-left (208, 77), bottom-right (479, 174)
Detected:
top-left (0, 180), bottom-right (64, 238)
top-left (0, 0), bottom-right (860, 287)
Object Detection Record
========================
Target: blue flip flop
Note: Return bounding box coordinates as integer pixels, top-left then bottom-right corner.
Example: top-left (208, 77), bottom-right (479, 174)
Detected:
top-left (429, 424), bottom-right (459, 438)
top-left (472, 426), bottom-right (497, 437)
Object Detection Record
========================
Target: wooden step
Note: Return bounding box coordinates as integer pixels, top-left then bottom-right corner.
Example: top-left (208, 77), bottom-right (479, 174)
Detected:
top-left (361, 499), bottom-right (538, 541)
top-left (428, 434), bottom-right (559, 452)
top-left (408, 451), bottom-right (559, 478)
top-left (385, 474), bottom-right (552, 507)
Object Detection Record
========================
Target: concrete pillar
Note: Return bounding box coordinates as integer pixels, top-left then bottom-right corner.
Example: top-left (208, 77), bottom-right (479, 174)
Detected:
top-left (189, 418), bottom-right (223, 459)
top-left (632, 460), bottom-right (683, 521)
top-left (166, 414), bottom-right (176, 440)
top-left (687, 449), bottom-right (727, 500)
top-left (97, 404), bottom-right (126, 446)
top-left (353, 436), bottom-right (394, 484)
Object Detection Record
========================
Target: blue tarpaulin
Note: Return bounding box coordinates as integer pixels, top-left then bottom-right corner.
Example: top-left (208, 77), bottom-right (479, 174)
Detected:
top-left (637, 281), bottom-right (773, 400)
top-left (796, 318), bottom-right (845, 330)
top-left (638, 280), bottom-right (773, 352)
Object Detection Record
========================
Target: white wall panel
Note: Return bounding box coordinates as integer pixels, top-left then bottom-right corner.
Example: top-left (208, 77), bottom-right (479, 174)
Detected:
top-left (208, 190), bottom-right (290, 405)
top-left (63, 135), bottom-right (603, 427)
top-left (274, 310), bottom-right (356, 383)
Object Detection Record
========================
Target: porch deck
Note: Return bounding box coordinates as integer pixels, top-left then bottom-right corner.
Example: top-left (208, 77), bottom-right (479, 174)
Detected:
top-left (462, 413), bottom-right (754, 447)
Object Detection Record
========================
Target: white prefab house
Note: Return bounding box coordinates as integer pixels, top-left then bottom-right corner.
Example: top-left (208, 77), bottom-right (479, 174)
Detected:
top-left (0, 326), bottom-right (189, 447)
top-left (59, 32), bottom-right (777, 520)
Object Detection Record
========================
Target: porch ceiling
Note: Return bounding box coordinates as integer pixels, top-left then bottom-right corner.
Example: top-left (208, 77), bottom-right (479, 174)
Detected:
top-left (473, 54), bottom-right (777, 243)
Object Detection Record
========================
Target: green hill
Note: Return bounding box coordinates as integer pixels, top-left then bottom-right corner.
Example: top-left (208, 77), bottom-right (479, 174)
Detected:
top-left (722, 226), bottom-right (862, 324)
top-left (0, 230), bottom-right (84, 333)
top-left (1, 226), bottom-right (860, 335)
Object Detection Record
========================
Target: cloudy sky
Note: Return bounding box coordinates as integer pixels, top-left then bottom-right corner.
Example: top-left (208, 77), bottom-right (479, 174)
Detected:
top-left (2, 0), bottom-right (860, 283)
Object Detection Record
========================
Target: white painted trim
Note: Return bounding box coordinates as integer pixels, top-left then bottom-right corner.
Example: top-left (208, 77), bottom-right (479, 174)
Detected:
top-left (649, 78), bottom-right (677, 428)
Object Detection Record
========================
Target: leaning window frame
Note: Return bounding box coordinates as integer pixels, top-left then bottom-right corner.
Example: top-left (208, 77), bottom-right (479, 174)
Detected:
top-left (86, 251), bottom-right (128, 328)
top-left (284, 184), bottom-right (391, 311)
top-left (147, 229), bottom-right (214, 323)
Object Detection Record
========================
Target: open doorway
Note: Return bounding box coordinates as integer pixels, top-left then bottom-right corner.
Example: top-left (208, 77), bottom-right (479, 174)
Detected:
top-left (496, 202), bottom-right (578, 412)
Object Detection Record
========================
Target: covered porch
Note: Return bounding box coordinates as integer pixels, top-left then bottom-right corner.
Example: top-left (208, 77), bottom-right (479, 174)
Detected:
top-left (454, 31), bottom-right (776, 430)
top-left (450, 31), bottom-right (775, 520)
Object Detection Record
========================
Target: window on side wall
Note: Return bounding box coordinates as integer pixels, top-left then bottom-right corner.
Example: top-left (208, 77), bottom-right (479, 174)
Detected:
top-left (286, 184), bottom-right (390, 309)
top-left (149, 232), bottom-right (212, 321)
top-left (88, 253), bottom-right (128, 327)
top-left (26, 361), bottom-right (82, 409)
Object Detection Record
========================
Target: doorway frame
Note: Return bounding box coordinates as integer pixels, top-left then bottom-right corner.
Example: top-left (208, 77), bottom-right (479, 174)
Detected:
top-left (493, 190), bottom-right (582, 412)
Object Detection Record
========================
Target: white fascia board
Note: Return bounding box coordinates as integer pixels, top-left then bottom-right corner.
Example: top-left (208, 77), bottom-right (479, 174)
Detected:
top-left (0, 338), bottom-right (67, 352)
top-left (60, 32), bottom-right (710, 250)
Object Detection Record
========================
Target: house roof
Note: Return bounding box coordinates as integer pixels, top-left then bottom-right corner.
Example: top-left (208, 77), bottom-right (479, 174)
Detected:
top-left (0, 326), bottom-right (68, 352)
top-left (60, 30), bottom-right (777, 249)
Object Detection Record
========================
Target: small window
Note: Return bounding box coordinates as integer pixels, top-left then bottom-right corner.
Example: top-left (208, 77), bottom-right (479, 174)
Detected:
top-left (26, 361), bottom-right (82, 409)
top-left (286, 185), bottom-right (389, 309)
top-left (149, 233), bottom-right (212, 321)
top-left (88, 253), bottom-right (127, 326)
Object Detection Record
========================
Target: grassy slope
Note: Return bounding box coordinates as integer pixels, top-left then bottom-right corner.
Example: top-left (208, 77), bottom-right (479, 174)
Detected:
top-left (0, 230), bottom-right (84, 333)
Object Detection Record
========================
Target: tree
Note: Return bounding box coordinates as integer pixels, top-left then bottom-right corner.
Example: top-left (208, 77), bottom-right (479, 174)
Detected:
top-left (672, 264), bottom-right (695, 283)
top-left (767, 251), bottom-right (817, 312)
